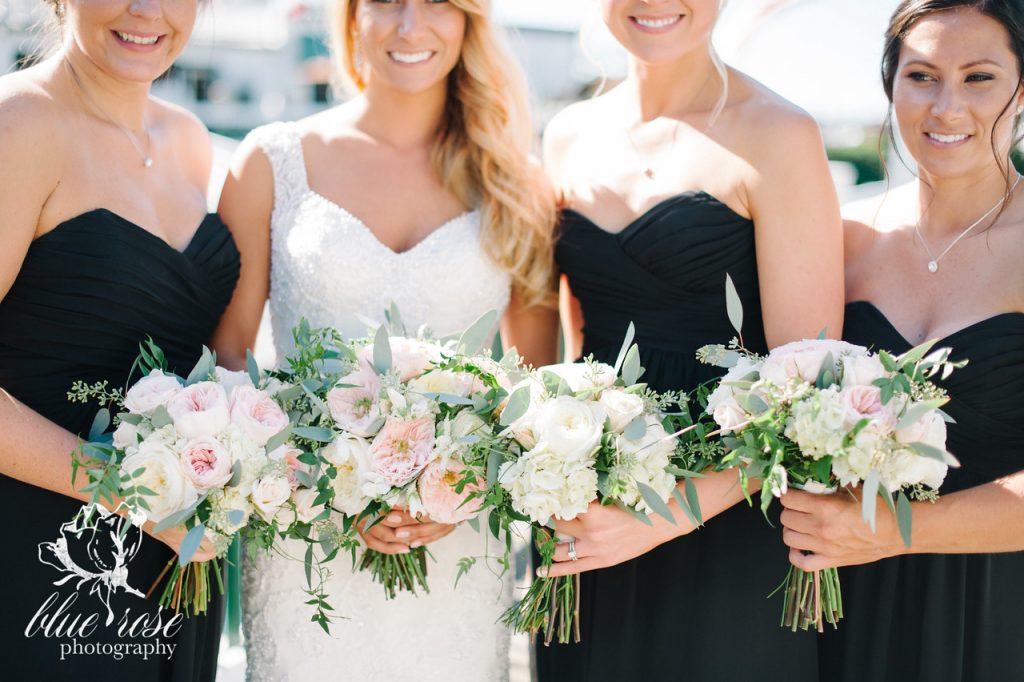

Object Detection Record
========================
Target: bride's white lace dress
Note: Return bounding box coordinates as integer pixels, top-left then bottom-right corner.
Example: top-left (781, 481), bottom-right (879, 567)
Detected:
top-left (240, 122), bottom-right (513, 682)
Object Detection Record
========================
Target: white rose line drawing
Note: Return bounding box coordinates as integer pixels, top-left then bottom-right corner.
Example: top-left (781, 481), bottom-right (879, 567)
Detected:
top-left (38, 505), bottom-right (145, 625)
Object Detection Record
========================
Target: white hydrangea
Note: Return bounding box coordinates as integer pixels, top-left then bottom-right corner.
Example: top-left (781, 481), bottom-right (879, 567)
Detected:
top-left (611, 416), bottom-right (677, 512)
top-left (499, 444), bottom-right (598, 524)
top-left (785, 386), bottom-right (847, 459)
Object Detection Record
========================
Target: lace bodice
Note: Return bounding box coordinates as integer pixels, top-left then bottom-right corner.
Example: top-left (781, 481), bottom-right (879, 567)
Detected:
top-left (240, 121), bottom-right (514, 682)
top-left (252, 121), bottom-right (511, 353)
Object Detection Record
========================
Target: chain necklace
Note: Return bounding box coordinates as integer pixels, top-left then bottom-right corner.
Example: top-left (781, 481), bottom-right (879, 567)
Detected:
top-left (65, 59), bottom-right (153, 169)
top-left (914, 173), bottom-right (1022, 273)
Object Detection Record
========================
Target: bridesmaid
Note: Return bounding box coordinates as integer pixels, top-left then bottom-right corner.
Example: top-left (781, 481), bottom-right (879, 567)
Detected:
top-left (0, 1), bottom-right (237, 679)
top-left (536, 1), bottom-right (843, 680)
top-left (780, 2), bottom-right (1024, 680)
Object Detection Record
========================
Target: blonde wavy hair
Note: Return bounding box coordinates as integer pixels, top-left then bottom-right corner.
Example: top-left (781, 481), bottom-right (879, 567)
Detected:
top-left (330, 0), bottom-right (557, 309)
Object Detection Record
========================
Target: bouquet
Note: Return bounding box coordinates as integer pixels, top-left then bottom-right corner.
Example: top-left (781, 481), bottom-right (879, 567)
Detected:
top-left (484, 327), bottom-right (704, 644)
top-left (276, 308), bottom-right (517, 599)
top-left (69, 340), bottom-right (346, 630)
top-left (697, 276), bottom-right (963, 631)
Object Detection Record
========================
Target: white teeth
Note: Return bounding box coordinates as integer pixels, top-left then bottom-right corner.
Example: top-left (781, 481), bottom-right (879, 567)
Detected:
top-left (389, 51), bottom-right (433, 64)
top-left (928, 133), bottom-right (968, 144)
top-left (116, 31), bottom-right (159, 45)
top-left (634, 16), bottom-right (681, 28)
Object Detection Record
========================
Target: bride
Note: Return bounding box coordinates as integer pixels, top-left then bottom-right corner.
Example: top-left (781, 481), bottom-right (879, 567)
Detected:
top-left (212, 0), bottom-right (556, 679)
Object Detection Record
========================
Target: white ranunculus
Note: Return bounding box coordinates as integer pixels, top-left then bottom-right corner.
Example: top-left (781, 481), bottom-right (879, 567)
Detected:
top-left (598, 389), bottom-right (646, 432)
top-left (166, 381), bottom-right (230, 439)
top-left (124, 370), bottom-right (182, 414)
top-left (112, 420), bottom-right (142, 451)
top-left (120, 439), bottom-right (199, 524)
top-left (533, 396), bottom-right (606, 461)
top-left (250, 476), bottom-right (292, 522)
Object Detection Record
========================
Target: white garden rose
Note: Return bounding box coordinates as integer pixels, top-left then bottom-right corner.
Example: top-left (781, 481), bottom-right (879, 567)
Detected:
top-left (895, 409), bottom-right (948, 451)
top-left (323, 434), bottom-right (373, 515)
top-left (166, 381), bottom-right (230, 439)
top-left (840, 354), bottom-right (888, 389)
top-left (450, 411), bottom-right (491, 439)
top-left (598, 389), bottom-right (646, 432)
top-left (407, 370), bottom-right (475, 398)
top-left (124, 369), bottom-right (182, 414)
top-left (229, 385), bottom-right (289, 447)
top-left (250, 475), bottom-right (292, 522)
top-left (533, 396), bottom-right (606, 461)
top-left (112, 420), bottom-right (142, 451)
top-left (120, 439), bottom-right (199, 523)
top-left (706, 356), bottom-right (760, 434)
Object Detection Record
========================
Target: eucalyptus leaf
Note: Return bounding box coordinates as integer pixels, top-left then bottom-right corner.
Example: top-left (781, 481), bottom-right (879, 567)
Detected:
top-left (177, 523), bottom-right (206, 567)
top-left (613, 322), bottom-right (636, 375)
top-left (499, 385), bottom-right (531, 427)
top-left (623, 415), bottom-right (647, 442)
top-left (861, 469), bottom-right (880, 532)
top-left (119, 412), bottom-right (144, 426)
top-left (425, 392), bottom-right (475, 406)
top-left (896, 491), bottom-right (913, 547)
top-left (152, 497), bottom-right (203, 534)
top-left (672, 487), bottom-right (700, 527)
top-left (908, 441), bottom-right (960, 467)
top-left (637, 482), bottom-right (675, 525)
top-left (227, 509), bottom-right (245, 527)
top-left (486, 450), bottom-right (502, 487)
top-left (621, 345), bottom-right (643, 386)
top-left (292, 426), bottom-right (335, 443)
top-left (264, 425), bottom-right (294, 454)
top-left (724, 273), bottom-right (744, 336)
top-left (684, 478), bottom-right (703, 526)
top-left (457, 310), bottom-right (499, 356)
top-left (386, 302), bottom-right (407, 336)
top-left (895, 399), bottom-right (947, 431)
top-left (89, 409), bottom-right (111, 441)
top-left (150, 405), bottom-right (173, 429)
top-left (372, 325), bottom-right (392, 375)
top-left (246, 349), bottom-right (261, 387)
top-left (467, 516), bottom-right (481, 533)
top-left (185, 347), bottom-right (216, 386)
top-left (614, 501), bottom-right (653, 526)
top-left (228, 461), bottom-right (243, 487)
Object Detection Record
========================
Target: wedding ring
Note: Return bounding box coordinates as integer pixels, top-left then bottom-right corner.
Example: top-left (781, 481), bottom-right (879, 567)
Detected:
top-left (567, 539), bottom-right (578, 562)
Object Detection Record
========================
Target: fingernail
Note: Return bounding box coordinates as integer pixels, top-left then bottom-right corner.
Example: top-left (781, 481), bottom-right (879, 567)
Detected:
top-left (396, 529), bottom-right (410, 539)
top-left (536, 567), bottom-right (548, 578)
top-left (398, 546), bottom-right (410, 554)
top-left (387, 514), bottom-right (403, 523)
top-left (410, 540), bottom-right (423, 548)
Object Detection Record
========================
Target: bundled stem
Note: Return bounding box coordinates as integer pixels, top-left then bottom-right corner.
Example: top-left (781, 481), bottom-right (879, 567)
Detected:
top-left (149, 558), bottom-right (223, 616)
top-left (357, 548), bottom-right (429, 600)
top-left (780, 566), bottom-right (843, 632)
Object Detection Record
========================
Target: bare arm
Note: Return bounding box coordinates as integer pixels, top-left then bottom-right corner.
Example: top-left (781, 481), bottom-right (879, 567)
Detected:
top-left (209, 137), bottom-right (275, 371)
top-left (748, 110), bottom-right (845, 345)
top-left (781, 472), bottom-right (1024, 571)
top-left (501, 288), bottom-right (560, 368)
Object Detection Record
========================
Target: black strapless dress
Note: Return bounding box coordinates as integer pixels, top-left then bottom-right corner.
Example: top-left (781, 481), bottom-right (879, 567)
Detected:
top-left (818, 301), bottom-right (1024, 682)
top-left (0, 209), bottom-right (239, 679)
top-left (536, 192), bottom-right (818, 681)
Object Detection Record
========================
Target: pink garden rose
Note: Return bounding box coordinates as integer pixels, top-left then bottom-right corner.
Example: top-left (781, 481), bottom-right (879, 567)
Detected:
top-left (367, 417), bottom-right (436, 487)
top-left (840, 384), bottom-right (897, 434)
top-left (166, 382), bottom-right (230, 439)
top-left (760, 339), bottom-right (865, 388)
top-left (179, 436), bottom-right (234, 492)
top-left (418, 459), bottom-right (482, 524)
top-left (360, 337), bottom-right (440, 381)
top-left (326, 369), bottom-right (382, 438)
top-left (229, 385), bottom-right (289, 446)
top-left (124, 369), bottom-right (182, 414)
top-left (269, 445), bottom-right (310, 488)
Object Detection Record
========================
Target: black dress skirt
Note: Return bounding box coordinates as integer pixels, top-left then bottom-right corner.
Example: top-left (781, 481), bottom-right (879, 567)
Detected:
top-left (0, 209), bottom-right (239, 680)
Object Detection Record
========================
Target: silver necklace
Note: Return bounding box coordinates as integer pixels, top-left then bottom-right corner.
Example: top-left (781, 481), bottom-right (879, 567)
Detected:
top-left (625, 119), bottom-right (681, 180)
top-left (65, 59), bottom-right (153, 169)
top-left (914, 173), bottom-right (1022, 273)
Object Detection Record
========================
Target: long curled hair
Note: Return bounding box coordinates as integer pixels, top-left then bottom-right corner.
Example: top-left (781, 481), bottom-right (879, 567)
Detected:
top-left (880, 0), bottom-right (1024, 210)
top-left (330, 0), bottom-right (557, 309)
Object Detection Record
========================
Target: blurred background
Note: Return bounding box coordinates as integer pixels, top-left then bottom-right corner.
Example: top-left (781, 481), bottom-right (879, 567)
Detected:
top-left (1, 0), bottom-right (913, 679)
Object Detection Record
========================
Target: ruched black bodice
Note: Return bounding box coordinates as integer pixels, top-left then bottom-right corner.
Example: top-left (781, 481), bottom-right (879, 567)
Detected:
top-left (818, 301), bottom-right (1024, 682)
top-left (0, 209), bottom-right (239, 680)
top-left (537, 192), bottom-right (818, 681)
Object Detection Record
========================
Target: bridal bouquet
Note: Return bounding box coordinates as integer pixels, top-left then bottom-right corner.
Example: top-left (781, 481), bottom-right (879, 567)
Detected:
top-left (68, 341), bottom-right (344, 628)
top-left (278, 309), bottom-right (518, 599)
top-left (698, 276), bottom-right (963, 631)
top-left (486, 328), bottom-right (702, 644)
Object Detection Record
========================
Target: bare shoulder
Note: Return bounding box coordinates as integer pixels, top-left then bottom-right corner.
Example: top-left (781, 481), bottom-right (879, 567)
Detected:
top-left (150, 96), bottom-right (211, 182)
top-left (842, 183), bottom-right (911, 263)
top-left (542, 97), bottom-right (603, 184)
top-left (0, 68), bottom-right (68, 159)
top-left (729, 73), bottom-right (824, 163)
